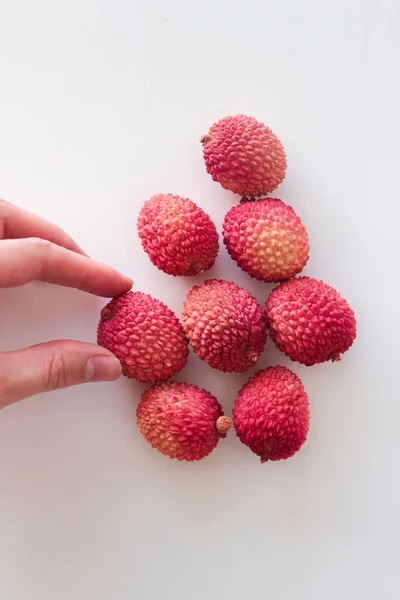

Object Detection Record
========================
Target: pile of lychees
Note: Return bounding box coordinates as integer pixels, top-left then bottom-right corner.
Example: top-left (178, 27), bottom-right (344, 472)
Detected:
top-left (97, 114), bottom-right (357, 464)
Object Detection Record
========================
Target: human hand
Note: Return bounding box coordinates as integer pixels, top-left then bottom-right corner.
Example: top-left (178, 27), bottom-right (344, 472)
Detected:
top-left (0, 199), bottom-right (133, 408)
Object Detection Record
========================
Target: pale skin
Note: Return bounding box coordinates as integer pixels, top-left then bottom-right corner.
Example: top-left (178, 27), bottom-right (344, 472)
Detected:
top-left (0, 199), bottom-right (133, 409)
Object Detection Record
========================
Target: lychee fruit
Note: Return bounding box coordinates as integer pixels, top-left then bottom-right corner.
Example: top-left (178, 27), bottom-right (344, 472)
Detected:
top-left (182, 279), bottom-right (267, 373)
top-left (137, 193), bottom-right (219, 276)
top-left (232, 366), bottom-right (310, 463)
top-left (200, 114), bottom-right (287, 197)
top-left (97, 291), bottom-right (189, 382)
top-left (265, 277), bottom-right (357, 366)
top-left (136, 381), bottom-right (232, 461)
top-left (223, 197), bottom-right (309, 282)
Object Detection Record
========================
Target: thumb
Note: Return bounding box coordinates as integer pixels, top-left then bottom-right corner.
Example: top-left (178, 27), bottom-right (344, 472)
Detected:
top-left (0, 340), bottom-right (122, 408)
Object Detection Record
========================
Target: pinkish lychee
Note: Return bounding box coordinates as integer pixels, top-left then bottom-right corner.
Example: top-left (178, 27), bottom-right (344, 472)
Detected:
top-left (137, 193), bottom-right (219, 276)
top-left (223, 197), bottom-right (309, 282)
top-left (200, 114), bottom-right (287, 197)
top-left (97, 291), bottom-right (189, 382)
top-left (233, 366), bottom-right (310, 462)
top-left (265, 277), bottom-right (357, 366)
top-left (182, 279), bottom-right (267, 373)
top-left (137, 381), bottom-right (232, 461)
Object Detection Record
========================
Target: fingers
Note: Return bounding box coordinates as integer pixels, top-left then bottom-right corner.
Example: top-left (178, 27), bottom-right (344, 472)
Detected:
top-left (0, 198), bottom-right (87, 255)
top-left (0, 340), bottom-right (122, 407)
top-left (0, 238), bottom-right (133, 296)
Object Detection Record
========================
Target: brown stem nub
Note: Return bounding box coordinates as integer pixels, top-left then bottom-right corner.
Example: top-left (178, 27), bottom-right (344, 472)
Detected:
top-left (240, 196), bottom-right (257, 204)
top-left (101, 307), bottom-right (114, 322)
top-left (191, 261), bottom-right (205, 274)
top-left (216, 416), bottom-right (232, 436)
top-left (246, 347), bottom-right (258, 364)
top-left (200, 134), bottom-right (213, 146)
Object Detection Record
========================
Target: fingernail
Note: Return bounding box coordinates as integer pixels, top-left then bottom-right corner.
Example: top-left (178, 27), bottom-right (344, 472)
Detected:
top-left (123, 276), bottom-right (134, 290)
top-left (86, 355), bottom-right (122, 382)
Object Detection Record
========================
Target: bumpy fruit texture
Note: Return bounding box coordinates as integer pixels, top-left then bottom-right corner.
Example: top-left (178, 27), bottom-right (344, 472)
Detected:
top-left (182, 279), bottom-right (267, 373)
top-left (223, 197), bottom-right (309, 282)
top-left (233, 366), bottom-right (310, 462)
top-left (97, 292), bottom-right (188, 382)
top-left (137, 381), bottom-right (232, 461)
top-left (137, 193), bottom-right (219, 276)
top-left (201, 114), bottom-right (287, 197)
top-left (266, 277), bottom-right (357, 366)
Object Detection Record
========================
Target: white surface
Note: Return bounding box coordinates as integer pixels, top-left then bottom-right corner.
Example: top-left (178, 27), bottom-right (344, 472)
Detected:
top-left (0, 1), bottom-right (398, 598)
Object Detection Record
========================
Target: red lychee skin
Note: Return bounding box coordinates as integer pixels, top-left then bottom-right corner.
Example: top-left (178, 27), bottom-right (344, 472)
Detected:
top-left (137, 193), bottom-right (219, 276)
top-left (137, 381), bottom-right (232, 461)
top-left (97, 292), bottom-right (189, 382)
top-left (182, 279), bottom-right (267, 373)
top-left (223, 197), bottom-right (309, 282)
top-left (232, 366), bottom-right (310, 463)
top-left (265, 277), bottom-right (357, 366)
top-left (200, 114), bottom-right (287, 197)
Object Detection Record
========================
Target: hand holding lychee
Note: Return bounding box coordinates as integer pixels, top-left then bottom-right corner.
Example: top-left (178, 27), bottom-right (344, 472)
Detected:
top-left (97, 291), bottom-right (189, 382)
top-left (97, 113), bottom-right (357, 465)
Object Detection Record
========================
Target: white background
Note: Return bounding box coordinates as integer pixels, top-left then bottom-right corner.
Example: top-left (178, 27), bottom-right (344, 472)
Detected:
top-left (0, 1), bottom-right (398, 598)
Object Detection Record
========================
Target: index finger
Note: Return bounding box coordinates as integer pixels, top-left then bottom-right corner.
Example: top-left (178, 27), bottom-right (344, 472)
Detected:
top-left (0, 199), bottom-right (87, 255)
top-left (0, 238), bottom-right (133, 297)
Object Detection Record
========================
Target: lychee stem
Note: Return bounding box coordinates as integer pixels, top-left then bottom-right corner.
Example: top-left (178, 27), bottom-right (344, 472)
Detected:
top-left (216, 416), bottom-right (232, 435)
top-left (200, 134), bottom-right (213, 146)
top-left (260, 450), bottom-right (271, 463)
top-left (240, 196), bottom-right (257, 204)
top-left (247, 351), bottom-right (258, 364)
top-left (191, 261), bottom-right (205, 274)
